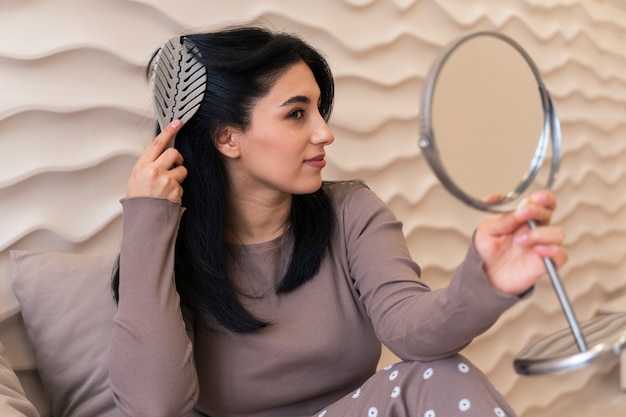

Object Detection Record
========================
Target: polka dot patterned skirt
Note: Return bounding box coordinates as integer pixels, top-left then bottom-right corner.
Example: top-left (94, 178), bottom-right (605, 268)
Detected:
top-left (313, 354), bottom-right (517, 417)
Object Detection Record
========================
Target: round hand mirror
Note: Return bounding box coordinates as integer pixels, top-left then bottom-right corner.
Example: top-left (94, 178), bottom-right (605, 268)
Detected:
top-left (419, 31), bottom-right (626, 375)
top-left (419, 31), bottom-right (559, 212)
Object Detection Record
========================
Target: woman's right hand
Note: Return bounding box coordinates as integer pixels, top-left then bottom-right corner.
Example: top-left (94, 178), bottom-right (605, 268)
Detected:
top-left (126, 120), bottom-right (188, 203)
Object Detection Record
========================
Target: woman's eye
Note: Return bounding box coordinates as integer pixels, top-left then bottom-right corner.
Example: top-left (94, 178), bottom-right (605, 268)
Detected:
top-left (288, 109), bottom-right (304, 119)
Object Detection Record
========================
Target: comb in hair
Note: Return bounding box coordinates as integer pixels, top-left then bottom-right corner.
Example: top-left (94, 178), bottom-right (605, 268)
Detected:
top-left (150, 35), bottom-right (207, 147)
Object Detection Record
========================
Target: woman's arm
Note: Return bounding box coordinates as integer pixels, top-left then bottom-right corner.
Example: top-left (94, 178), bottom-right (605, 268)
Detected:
top-left (108, 198), bottom-right (198, 417)
top-left (338, 184), bottom-right (551, 361)
top-left (109, 121), bottom-right (198, 417)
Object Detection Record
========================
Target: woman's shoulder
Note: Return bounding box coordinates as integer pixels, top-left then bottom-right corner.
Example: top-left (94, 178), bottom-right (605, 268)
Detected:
top-left (321, 180), bottom-right (400, 243)
top-left (322, 180), bottom-right (385, 212)
top-left (323, 180), bottom-right (369, 200)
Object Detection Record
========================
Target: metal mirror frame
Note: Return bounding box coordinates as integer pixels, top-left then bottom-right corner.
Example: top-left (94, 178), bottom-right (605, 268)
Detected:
top-left (419, 31), bottom-right (562, 213)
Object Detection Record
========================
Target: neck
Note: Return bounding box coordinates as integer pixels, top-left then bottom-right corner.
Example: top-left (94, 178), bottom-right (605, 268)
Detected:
top-left (226, 191), bottom-right (292, 245)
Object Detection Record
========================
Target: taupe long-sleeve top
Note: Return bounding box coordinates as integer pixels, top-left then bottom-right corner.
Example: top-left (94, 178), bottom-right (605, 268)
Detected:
top-left (109, 182), bottom-right (520, 417)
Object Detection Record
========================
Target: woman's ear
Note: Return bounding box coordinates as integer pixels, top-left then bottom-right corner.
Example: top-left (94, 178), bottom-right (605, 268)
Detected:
top-left (215, 126), bottom-right (241, 159)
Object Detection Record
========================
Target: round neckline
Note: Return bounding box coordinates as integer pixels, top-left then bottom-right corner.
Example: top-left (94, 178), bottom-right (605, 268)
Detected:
top-left (226, 229), bottom-right (291, 252)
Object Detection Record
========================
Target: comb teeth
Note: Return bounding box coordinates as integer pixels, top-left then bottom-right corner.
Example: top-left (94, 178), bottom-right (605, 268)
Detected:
top-left (150, 36), bottom-right (207, 139)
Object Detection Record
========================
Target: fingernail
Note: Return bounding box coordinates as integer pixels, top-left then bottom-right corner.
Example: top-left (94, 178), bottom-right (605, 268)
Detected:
top-left (516, 197), bottom-right (530, 211)
top-left (515, 197), bottom-right (531, 217)
top-left (170, 119), bottom-right (181, 129)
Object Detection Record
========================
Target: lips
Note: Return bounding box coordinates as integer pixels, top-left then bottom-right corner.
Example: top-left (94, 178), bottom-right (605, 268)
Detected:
top-left (304, 154), bottom-right (326, 168)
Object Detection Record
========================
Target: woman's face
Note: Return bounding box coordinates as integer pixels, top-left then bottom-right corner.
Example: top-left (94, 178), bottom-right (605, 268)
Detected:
top-left (226, 61), bottom-right (334, 197)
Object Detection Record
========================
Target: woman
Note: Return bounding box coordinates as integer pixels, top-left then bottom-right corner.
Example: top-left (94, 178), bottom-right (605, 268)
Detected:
top-left (109, 26), bottom-right (566, 417)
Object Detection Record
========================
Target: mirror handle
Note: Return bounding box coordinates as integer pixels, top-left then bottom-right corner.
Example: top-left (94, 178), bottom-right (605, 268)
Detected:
top-left (527, 219), bottom-right (588, 352)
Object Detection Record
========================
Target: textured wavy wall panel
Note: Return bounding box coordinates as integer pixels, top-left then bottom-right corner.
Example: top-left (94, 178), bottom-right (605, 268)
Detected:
top-left (1, 0), bottom-right (625, 416)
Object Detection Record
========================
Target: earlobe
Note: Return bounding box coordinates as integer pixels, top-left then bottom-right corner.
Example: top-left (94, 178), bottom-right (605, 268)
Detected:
top-left (215, 126), bottom-right (241, 158)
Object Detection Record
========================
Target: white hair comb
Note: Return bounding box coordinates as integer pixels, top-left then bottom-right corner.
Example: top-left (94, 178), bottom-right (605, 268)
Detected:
top-left (150, 35), bottom-right (207, 147)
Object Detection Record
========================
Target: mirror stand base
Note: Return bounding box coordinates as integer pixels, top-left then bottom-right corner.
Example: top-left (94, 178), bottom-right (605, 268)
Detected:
top-left (514, 313), bottom-right (626, 377)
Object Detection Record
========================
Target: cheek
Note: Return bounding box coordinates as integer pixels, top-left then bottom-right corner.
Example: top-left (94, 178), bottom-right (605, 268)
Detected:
top-left (240, 131), bottom-right (308, 178)
top-left (263, 141), bottom-right (304, 166)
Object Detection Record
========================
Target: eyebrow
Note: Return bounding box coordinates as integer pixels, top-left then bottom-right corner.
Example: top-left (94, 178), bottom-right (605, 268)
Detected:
top-left (281, 95), bottom-right (311, 107)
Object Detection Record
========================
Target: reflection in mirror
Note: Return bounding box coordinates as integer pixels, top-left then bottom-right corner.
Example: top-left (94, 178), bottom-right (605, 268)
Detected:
top-left (419, 31), bottom-right (626, 377)
top-left (432, 34), bottom-right (545, 202)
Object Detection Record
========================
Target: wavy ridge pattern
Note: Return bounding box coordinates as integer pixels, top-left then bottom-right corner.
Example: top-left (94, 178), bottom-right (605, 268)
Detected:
top-left (1, 1), bottom-right (626, 416)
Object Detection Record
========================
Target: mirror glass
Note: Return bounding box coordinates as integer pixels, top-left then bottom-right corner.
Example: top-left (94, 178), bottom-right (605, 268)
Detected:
top-left (431, 35), bottom-right (545, 201)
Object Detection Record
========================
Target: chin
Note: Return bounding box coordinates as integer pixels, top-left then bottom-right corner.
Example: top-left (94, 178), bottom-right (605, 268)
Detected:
top-left (291, 179), bottom-right (323, 195)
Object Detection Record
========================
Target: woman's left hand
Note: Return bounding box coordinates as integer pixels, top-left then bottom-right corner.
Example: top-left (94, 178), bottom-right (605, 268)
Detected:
top-left (474, 190), bottom-right (568, 295)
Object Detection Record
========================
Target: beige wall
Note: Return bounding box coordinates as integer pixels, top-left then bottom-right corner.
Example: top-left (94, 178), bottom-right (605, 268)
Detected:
top-left (1, 1), bottom-right (625, 416)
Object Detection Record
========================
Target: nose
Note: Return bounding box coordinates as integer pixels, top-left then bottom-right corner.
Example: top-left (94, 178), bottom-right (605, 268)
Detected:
top-left (311, 115), bottom-right (334, 146)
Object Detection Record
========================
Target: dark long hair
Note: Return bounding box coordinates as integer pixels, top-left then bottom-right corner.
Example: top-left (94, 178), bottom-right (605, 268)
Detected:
top-left (113, 26), bottom-right (335, 333)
